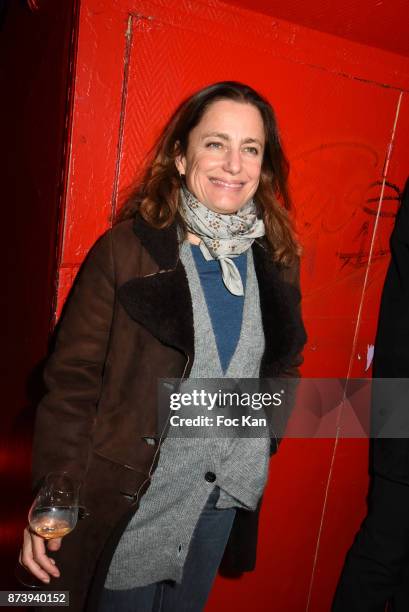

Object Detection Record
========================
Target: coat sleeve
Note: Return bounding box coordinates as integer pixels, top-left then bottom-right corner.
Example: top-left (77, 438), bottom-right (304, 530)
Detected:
top-left (268, 256), bottom-right (306, 455)
top-left (371, 182), bottom-right (409, 485)
top-left (31, 230), bottom-right (115, 493)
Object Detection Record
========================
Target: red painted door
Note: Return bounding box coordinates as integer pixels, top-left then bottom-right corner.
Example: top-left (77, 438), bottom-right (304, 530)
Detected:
top-left (56, 0), bottom-right (409, 609)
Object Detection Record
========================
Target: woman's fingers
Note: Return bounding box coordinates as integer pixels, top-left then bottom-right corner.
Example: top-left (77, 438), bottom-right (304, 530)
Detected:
top-left (31, 532), bottom-right (61, 578)
top-left (47, 537), bottom-right (62, 552)
top-left (20, 528), bottom-right (60, 582)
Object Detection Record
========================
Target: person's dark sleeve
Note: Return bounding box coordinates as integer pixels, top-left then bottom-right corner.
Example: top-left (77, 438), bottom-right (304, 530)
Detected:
top-left (31, 231), bottom-right (116, 493)
top-left (269, 256), bottom-right (307, 454)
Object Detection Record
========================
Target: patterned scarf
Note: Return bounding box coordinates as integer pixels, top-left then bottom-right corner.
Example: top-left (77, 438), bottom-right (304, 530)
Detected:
top-left (179, 183), bottom-right (265, 296)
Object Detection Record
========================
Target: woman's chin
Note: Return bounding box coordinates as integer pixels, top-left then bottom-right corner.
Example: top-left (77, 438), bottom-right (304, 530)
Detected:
top-left (205, 198), bottom-right (245, 215)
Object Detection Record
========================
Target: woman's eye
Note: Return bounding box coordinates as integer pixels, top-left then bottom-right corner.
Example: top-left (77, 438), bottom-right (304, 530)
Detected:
top-left (244, 146), bottom-right (259, 155)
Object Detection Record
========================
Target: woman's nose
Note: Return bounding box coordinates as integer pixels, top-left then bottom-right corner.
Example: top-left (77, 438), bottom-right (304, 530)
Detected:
top-left (223, 148), bottom-right (241, 174)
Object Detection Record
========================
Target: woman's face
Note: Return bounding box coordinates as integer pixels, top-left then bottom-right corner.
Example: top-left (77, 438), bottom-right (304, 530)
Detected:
top-left (176, 99), bottom-right (265, 215)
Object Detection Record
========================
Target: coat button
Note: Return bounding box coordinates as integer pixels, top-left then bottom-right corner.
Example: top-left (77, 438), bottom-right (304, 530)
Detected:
top-left (205, 471), bottom-right (216, 483)
top-left (142, 436), bottom-right (156, 446)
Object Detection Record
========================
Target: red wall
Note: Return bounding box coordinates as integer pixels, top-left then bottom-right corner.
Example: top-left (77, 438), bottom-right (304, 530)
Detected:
top-left (222, 0), bottom-right (409, 58)
top-left (4, 0), bottom-right (409, 609)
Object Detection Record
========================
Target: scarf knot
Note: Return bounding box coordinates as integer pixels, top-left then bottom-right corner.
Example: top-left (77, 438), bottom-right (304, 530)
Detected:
top-left (179, 184), bottom-right (265, 295)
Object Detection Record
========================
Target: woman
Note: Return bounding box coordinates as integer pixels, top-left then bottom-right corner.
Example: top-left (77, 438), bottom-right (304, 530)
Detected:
top-left (20, 81), bottom-right (307, 611)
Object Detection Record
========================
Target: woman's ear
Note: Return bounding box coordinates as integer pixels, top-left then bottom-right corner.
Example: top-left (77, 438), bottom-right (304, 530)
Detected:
top-left (174, 141), bottom-right (186, 176)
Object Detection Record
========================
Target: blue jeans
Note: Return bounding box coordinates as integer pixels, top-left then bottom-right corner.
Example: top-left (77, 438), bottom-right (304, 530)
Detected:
top-left (99, 486), bottom-right (236, 612)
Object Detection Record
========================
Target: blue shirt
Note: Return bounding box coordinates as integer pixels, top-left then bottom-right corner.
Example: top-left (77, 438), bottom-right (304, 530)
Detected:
top-left (190, 245), bottom-right (247, 373)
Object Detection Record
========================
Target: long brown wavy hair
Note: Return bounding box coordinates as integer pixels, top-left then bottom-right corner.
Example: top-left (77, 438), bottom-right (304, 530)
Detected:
top-left (115, 81), bottom-right (300, 264)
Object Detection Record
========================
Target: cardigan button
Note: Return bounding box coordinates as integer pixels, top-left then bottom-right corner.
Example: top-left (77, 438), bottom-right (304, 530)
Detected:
top-left (204, 471), bottom-right (216, 483)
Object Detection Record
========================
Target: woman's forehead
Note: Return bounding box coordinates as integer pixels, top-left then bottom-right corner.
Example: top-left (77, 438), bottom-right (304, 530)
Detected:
top-left (192, 99), bottom-right (265, 141)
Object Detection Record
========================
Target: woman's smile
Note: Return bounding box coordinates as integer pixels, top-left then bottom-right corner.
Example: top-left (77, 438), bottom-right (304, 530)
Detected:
top-left (208, 177), bottom-right (246, 191)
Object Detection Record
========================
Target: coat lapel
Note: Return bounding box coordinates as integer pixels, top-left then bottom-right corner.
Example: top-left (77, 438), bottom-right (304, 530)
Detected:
top-left (252, 239), bottom-right (306, 376)
top-left (117, 215), bottom-right (194, 365)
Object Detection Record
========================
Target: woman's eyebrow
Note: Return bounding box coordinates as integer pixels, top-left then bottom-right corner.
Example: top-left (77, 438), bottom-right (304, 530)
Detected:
top-left (201, 132), bottom-right (263, 146)
top-left (242, 137), bottom-right (264, 147)
top-left (201, 131), bottom-right (230, 141)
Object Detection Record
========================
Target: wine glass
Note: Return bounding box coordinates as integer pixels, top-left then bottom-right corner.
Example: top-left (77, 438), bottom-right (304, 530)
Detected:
top-left (16, 471), bottom-right (80, 588)
top-left (28, 471), bottom-right (80, 539)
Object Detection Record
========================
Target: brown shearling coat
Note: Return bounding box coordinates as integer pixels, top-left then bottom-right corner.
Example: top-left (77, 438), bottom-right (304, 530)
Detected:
top-left (31, 214), bottom-right (307, 611)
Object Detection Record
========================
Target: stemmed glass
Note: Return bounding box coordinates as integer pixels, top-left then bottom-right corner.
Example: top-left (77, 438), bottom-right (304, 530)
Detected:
top-left (16, 471), bottom-right (80, 589)
top-left (28, 472), bottom-right (80, 539)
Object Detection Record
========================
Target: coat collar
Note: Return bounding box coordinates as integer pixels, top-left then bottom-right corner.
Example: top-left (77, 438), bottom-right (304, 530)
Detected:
top-left (117, 214), bottom-right (305, 377)
top-left (132, 213), bottom-right (179, 270)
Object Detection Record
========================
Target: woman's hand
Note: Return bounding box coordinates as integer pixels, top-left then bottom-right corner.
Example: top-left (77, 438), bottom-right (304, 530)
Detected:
top-left (19, 527), bottom-right (61, 583)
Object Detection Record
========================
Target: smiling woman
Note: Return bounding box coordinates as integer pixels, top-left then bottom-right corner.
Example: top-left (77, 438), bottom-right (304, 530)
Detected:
top-left (20, 81), bottom-right (307, 612)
